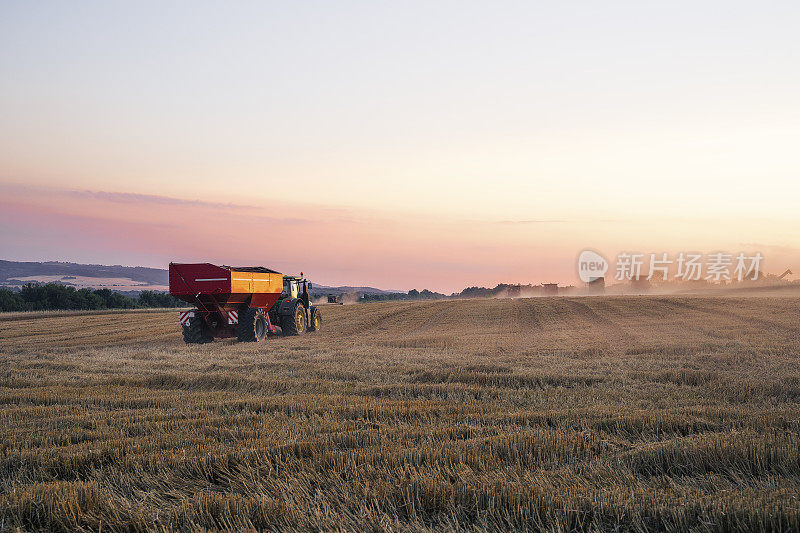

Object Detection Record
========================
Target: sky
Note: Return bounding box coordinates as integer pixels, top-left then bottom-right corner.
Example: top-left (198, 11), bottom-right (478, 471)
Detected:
top-left (1, 1), bottom-right (799, 293)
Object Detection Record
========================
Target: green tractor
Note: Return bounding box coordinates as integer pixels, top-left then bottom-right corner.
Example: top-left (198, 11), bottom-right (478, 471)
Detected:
top-left (269, 274), bottom-right (321, 335)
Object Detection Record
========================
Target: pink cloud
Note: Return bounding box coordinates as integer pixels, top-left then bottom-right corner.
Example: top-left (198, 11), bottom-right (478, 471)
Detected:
top-left (0, 182), bottom-right (634, 291)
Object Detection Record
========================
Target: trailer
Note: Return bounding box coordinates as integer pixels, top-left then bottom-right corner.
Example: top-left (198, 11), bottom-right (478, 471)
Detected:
top-left (169, 263), bottom-right (321, 343)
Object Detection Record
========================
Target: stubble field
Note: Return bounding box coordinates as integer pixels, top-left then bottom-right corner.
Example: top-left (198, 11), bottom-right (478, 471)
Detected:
top-left (1, 296), bottom-right (799, 531)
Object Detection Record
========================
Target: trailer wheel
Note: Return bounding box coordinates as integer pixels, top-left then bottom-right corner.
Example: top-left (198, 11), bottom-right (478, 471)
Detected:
top-left (183, 315), bottom-right (213, 344)
top-left (308, 307), bottom-right (322, 332)
top-left (282, 303), bottom-right (306, 336)
top-left (238, 307), bottom-right (268, 342)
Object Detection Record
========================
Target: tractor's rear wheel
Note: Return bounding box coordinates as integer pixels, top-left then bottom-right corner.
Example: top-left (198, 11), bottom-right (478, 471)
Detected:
top-left (238, 307), bottom-right (268, 342)
top-left (182, 315), bottom-right (213, 344)
top-left (308, 307), bottom-right (322, 332)
top-left (282, 303), bottom-right (306, 336)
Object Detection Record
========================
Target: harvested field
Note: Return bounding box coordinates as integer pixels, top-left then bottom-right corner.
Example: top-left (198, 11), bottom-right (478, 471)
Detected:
top-left (1, 297), bottom-right (799, 531)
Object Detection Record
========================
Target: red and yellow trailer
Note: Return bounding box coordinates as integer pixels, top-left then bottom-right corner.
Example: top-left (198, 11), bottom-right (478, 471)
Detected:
top-left (169, 263), bottom-right (286, 343)
top-left (170, 262), bottom-right (322, 343)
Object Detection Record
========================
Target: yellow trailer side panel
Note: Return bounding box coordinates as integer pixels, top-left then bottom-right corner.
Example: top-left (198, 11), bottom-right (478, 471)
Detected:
top-left (230, 271), bottom-right (283, 294)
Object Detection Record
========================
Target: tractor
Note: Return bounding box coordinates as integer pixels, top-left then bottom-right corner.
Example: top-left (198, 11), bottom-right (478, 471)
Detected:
top-left (169, 263), bottom-right (322, 344)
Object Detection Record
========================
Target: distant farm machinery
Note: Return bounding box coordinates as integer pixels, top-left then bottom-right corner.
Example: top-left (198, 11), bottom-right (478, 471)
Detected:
top-left (169, 263), bottom-right (321, 344)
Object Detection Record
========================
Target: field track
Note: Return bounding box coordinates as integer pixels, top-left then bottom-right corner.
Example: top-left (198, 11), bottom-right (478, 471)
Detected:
top-left (1, 296), bottom-right (800, 531)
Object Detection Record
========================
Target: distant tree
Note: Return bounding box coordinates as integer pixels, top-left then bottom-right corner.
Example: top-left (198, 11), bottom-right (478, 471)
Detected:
top-left (0, 289), bottom-right (24, 312)
top-left (458, 286), bottom-right (493, 298)
top-left (418, 289), bottom-right (446, 300)
top-left (0, 283), bottom-right (183, 312)
top-left (138, 290), bottom-right (183, 308)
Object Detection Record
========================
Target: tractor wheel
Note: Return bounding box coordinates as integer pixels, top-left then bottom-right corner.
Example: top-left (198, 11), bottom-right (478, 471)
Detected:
top-left (238, 307), bottom-right (268, 342)
top-left (182, 315), bottom-right (213, 344)
top-left (282, 303), bottom-right (306, 336)
top-left (308, 307), bottom-right (322, 332)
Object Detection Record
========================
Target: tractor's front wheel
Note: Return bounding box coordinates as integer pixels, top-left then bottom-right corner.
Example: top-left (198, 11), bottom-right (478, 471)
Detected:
top-left (238, 307), bottom-right (268, 342)
top-left (282, 303), bottom-right (306, 336)
top-left (308, 307), bottom-right (322, 332)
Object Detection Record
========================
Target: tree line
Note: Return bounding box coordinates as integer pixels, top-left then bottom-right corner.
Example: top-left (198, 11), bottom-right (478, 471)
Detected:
top-left (0, 283), bottom-right (184, 312)
top-left (352, 285), bottom-right (533, 302)
top-left (1, 281), bottom-right (562, 312)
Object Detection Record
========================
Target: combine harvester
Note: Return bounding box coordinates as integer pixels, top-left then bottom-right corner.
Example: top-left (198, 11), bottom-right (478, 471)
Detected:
top-left (169, 263), bottom-right (321, 344)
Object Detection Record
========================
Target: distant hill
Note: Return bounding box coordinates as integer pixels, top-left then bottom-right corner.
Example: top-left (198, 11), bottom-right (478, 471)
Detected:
top-left (0, 260), bottom-right (400, 295)
top-left (0, 260), bottom-right (169, 291)
top-left (0, 260), bottom-right (167, 284)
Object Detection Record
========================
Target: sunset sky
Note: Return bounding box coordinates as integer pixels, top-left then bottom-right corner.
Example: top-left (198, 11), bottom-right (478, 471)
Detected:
top-left (1, 1), bottom-right (798, 292)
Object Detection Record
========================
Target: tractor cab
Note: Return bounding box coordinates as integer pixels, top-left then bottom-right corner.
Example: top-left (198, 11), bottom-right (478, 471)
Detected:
top-left (281, 276), bottom-right (312, 302)
top-left (281, 277), bottom-right (301, 300)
